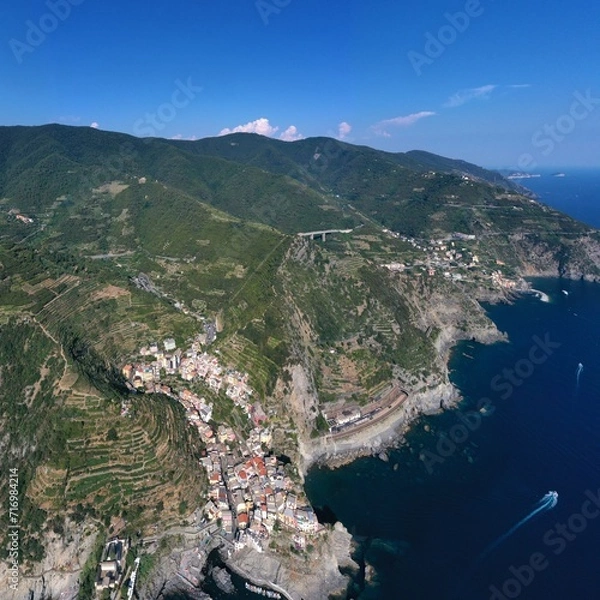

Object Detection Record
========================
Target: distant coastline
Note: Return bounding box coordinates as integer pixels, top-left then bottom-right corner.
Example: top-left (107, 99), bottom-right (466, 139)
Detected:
top-left (505, 172), bottom-right (541, 179)
top-left (520, 167), bottom-right (600, 229)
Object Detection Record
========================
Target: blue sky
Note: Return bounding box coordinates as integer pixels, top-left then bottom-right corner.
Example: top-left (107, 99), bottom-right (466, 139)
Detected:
top-left (2, 0), bottom-right (599, 168)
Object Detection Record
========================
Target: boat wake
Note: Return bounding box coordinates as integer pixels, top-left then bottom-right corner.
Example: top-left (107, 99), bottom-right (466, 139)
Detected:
top-left (479, 491), bottom-right (558, 561)
top-left (455, 492), bottom-right (559, 599)
top-left (576, 362), bottom-right (584, 389)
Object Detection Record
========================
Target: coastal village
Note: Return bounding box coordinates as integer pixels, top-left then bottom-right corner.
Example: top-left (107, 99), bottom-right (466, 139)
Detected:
top-left (104, 223), bottom-right (528, 598)
top-left (382, 228), bottom-right (523, 290)
top-left (121, 335), bottom-right (322, 558)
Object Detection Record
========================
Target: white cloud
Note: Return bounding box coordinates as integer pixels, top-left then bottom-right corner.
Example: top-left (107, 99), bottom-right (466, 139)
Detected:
top-left (219, 117), bottom-right (279, 137)
top-left (508, 84), bottom-right (532, 89)
top-left (219, 118), bottom-right (303, 141)
top-left (372, 111), bottom-right (436, 137)
top-left (279, 125), bottom-right (303, 142)
top-left (444, 85), bottom-right (498, 108)
top-left (170, 134), bottom-right (198, 141)
top-left (90, 121), bottom-right (99, 129)
top-left (337, 121), bottom-right (352, 140)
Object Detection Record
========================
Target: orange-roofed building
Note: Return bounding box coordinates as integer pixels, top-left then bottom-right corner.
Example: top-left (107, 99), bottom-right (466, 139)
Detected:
top-left (238, 512), bottom-right (249, 529)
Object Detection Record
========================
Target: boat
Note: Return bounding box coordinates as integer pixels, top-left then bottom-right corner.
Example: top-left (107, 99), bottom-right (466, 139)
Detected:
top-left (245, 581), bottom-right (282, 598)
top-left (528, 288), bottom-right (550, 302)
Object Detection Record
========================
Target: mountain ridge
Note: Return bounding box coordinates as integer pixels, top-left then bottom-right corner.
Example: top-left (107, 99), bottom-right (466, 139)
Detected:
top-left (0, 123), bottom-right (524, 201)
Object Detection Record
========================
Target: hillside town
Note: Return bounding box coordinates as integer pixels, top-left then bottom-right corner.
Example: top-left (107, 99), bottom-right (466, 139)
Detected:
top-left (382, 229), bottom-right (523, 289)
top-left (122, 337), bottom-right (322, 554)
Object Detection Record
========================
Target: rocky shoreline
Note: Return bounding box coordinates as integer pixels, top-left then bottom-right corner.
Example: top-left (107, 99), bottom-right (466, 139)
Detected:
top-left (297, 381), bottom-right (458, 473)
top-left (133, 522), bottom-right (357, 600)
top-left (224, 522), bottom-right (358, 600)
top-left (297, 302), bottom-right (507, 475)
top-left (214, 295), bottom-right (509, 599)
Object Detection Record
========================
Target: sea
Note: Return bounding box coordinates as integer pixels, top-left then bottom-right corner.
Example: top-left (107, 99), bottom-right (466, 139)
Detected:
top-left (515, 168), bottom-right (600, 228)
top-left (304, 167), bottom-right (600, 599)
top-left (169, 169), bottom-right (600, 599)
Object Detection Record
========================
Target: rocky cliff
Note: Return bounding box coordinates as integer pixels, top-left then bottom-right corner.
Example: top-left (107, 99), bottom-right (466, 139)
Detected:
top-left (226, 522), bottom-right (358, 600)
top-left (0, 518), bottom-right (98, 600)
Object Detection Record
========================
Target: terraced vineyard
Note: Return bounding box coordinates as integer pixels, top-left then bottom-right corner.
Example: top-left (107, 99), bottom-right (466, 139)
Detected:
top-left (34, 276), bottom-right (194, 361)
top-left (29, 373), bottom-right (205, 527)
top-left (0, 245), bottom-right (208, 554)
top-left (217, 333), bottom-right (280, 397)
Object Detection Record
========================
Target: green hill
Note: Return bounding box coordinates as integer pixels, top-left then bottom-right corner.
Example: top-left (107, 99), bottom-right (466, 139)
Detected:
top-left (0, 124), bottom-right (599, 576)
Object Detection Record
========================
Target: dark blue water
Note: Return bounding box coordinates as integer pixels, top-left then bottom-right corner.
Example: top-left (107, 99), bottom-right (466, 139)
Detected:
top-left (519, 168), bottom-right (600, 228)
top-left (305, 169), bottom-right (600, 599)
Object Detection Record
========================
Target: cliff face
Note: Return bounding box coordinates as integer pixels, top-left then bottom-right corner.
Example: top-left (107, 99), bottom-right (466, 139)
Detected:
top-left (3, 125), bottom-right (600, 600)
top-left (511, 232), bottom-right (600, 281)
top-left (0, 518), bottom-right (98, 600)
top-left (136, 541), bottom-right (212, 600)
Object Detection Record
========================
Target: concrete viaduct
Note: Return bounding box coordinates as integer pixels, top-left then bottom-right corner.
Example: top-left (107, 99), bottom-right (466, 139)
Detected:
top-left (297, 228), bottom-right (353, 241)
